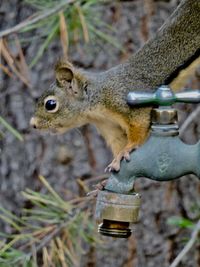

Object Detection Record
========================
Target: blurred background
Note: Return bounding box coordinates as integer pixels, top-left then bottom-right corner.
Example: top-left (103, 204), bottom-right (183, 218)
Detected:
top-left (0, 0), bottom-right (200, 266)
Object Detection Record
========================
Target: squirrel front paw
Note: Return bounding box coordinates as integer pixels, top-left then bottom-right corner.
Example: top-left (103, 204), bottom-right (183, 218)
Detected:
top-left (105, 146), bottom-right (138, 172)
top-left (105, 154), bottom-right (129, 172)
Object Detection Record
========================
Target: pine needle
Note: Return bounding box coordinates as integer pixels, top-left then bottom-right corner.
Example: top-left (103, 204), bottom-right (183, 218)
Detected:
top-left (59, 11), bottom-right (69, 58)
top-left (14, 35), bottom-right (30, 85)
top-left (0, 116), bottom-right (23, 141)
top-left (38, 175), bottom-right (70, 209)
top-left (29, 22), bottom-right (59, 67)
top-left (56, 237), bottom-right (69, 267)
top-left (0, 39), bottom-right (31, 87)
top-left (75, 3), bottom-right (90, 43)
top-left (0, 63), bottom-right (13, 77)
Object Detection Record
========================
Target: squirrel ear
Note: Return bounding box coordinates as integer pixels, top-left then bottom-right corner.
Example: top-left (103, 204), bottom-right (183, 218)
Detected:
top-left (55, 61), bottom-right (74, 86)
top-left (55, 61), bottom-right (87, 99)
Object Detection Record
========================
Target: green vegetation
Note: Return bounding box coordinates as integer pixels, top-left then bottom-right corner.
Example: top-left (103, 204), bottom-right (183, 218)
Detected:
top-left (167, 202), bottom-right (200, 230)
top-left (21, 0), bottom-right (122, 67)
top-left (167, 216), bottom-right (196, 229)
top-left (0, 176), bottom-right (98, 267)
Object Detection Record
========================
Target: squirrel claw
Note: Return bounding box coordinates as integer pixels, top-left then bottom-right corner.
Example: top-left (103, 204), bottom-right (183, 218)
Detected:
top-left (105, 161), bottom-right (120, 172)
top-left (105, 165), bottom-right (116, 173)
top-left (123, 151), bottom-right (131, 161)
top-left (105, 156), bottom-right (125, 173)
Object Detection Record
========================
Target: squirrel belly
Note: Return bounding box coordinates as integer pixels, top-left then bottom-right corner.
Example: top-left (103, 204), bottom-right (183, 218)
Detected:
top-left (86, 105), bottom-right (150, 163)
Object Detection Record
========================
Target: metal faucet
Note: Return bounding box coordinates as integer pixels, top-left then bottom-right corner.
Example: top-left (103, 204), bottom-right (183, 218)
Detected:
top-left (95, 85), bottom-right (200, 238)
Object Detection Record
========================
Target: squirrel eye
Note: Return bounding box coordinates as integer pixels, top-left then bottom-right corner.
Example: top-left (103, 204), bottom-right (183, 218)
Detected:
top-left (44, 96), bottom-right (59, 113)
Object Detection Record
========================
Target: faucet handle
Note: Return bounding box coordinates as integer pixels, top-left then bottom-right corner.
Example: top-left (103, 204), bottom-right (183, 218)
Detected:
top-left (127, 85), bottom-right (200, 106)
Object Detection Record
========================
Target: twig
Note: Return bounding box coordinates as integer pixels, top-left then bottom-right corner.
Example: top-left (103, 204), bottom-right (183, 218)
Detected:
top-left (28, 212), bottom-right (78, 257)
top-left (0, 0), bottom-right (74, 39)
top-left (169, 219), bottom-right (200, 267)
top-left (179, 106), bottom-right (200, 137)
top-left (81, 125), bottom-right (97, 171)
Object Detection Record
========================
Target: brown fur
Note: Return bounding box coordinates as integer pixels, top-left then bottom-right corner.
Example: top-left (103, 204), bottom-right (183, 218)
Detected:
top-left (31, 0), bottom-right (200, 171)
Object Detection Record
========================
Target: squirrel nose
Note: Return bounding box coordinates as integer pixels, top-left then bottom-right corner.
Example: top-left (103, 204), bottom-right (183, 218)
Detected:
top-left (30, 117), bottom-right (38, 129)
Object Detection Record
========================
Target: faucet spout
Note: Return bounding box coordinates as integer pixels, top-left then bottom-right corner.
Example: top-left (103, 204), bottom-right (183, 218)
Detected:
top-left (105, 134), bottom-right (200, 194)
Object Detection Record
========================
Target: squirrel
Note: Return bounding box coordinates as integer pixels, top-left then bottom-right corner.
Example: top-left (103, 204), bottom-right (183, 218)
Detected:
top-left (30, 0), bottom-right (200, 172)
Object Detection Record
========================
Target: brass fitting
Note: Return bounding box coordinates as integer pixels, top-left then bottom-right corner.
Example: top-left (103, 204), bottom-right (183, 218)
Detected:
top-left (151, 107), bottom-right (177, 125)
top-left (95, 190), bottom-right (141, 238)
top-left (151, 107), bottom-right (179, 136)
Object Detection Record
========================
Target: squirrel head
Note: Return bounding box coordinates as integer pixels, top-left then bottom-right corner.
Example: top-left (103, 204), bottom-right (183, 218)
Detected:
top-left (30, 61), bottom-right (90, 134)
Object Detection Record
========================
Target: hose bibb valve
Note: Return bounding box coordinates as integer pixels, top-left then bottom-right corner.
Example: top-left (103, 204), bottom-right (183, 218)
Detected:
top-left (95, 85), bottom-right (200, 238)
top-left (127, 85), bottom-right (200, 135)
